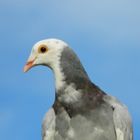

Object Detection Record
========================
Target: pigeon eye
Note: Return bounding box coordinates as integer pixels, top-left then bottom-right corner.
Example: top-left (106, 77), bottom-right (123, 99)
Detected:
top-left (38, 45), bottom-right (48, 53)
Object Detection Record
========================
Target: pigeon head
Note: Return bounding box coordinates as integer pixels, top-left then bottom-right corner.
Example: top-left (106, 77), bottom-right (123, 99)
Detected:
top-left (23, 38), bottom-right (68, 72)
top-left (24, 38), bottom-right (89, 92)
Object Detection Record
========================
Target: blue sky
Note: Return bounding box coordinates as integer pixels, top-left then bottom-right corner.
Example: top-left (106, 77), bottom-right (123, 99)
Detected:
top-left (0, 0), bottom-right (140, 139)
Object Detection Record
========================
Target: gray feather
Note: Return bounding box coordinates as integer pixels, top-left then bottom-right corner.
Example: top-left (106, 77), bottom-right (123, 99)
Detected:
top-left (42, 45), bottom-right (133, 140)
top-left (103, 95), bottom-right (133, 140)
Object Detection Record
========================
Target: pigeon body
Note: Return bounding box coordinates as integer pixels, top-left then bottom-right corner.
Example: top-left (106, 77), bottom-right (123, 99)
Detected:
top-left (24, 39), bottom-right (133, 140)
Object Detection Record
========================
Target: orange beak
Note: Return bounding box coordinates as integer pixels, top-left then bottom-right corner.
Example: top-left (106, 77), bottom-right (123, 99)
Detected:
top-left (23, 58), bottom-right (36, 72)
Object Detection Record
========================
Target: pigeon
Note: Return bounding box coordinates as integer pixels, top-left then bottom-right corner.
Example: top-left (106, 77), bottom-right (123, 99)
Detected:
top-left (24, 38), bottom-right (133, 140)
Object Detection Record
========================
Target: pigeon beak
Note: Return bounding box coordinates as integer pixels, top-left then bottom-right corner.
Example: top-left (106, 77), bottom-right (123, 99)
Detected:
top-left (23, 57), bottom-right (36, 72)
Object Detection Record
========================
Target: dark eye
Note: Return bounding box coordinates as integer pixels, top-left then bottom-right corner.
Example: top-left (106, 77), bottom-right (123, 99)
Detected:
top-left (38, 45), bottom-right (48, 53)
top-left (41, 47), bottom-right (46, 53)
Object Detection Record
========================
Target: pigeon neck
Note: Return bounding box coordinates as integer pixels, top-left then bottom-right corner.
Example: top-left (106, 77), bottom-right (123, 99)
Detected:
top-left (52, 47), bottom-right (104, 111)
top-left (52, 47), bottom-right (101, 104)
top-left (53, 47), bottom-right (91, 92)
top-left (52, 62), bottom-right (66, 91)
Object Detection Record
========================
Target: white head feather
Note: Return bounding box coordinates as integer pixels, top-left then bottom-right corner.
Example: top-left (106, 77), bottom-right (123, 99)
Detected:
top-left (24, 38), bottom-right (68, 90)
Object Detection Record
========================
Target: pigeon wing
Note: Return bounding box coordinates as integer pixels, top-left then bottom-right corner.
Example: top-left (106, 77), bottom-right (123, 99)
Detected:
top-left (104, 95), bottom-right (133, 140)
